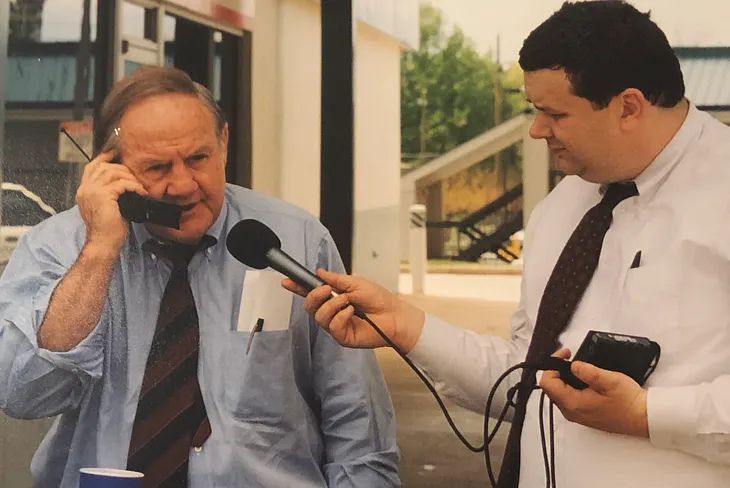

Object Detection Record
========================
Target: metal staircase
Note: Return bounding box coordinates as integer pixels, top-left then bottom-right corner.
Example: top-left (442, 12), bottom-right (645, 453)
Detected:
top-left (428, 184), bottom-right (524, 263)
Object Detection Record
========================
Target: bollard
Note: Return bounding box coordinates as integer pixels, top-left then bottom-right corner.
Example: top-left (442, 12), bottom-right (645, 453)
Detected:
top-left (409, 204), bottom-right (427, 294)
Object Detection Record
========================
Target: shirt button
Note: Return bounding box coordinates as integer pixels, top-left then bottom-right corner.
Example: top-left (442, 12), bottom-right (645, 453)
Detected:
top-left (151, 254), bottom-right (157, 261)
top-left (206, 248), bottom-right (212, 256)
top-left (194, 446), bottom-right (202, 453)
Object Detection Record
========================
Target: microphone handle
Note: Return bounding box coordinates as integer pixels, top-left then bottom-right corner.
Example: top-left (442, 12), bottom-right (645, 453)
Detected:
top-left (266, 248), bottom-right (326, 291)
top-left (266, 247), bottom-right (366, 319)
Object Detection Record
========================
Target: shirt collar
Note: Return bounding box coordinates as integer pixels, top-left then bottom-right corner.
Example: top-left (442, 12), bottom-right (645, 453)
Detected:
top-left (131, 195), bottom-right (229, 262)
top-left (600, 101), bottom-right (703, 200)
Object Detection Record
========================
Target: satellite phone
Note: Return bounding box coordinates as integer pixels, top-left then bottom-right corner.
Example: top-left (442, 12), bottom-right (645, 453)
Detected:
top-left (60, 128), bottom-right (183, 229)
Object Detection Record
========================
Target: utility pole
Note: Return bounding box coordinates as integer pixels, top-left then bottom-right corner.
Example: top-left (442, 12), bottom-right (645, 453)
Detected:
top-left (418, 86), bottom-right (428, 164)
top-left (320, 0), bottom-right (354, 271)
top-left (493, 34), bottom-right (507, 193)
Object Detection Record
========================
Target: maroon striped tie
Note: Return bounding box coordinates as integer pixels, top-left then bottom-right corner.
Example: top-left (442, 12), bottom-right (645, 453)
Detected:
top-left (127, 236), bottom-right (216, 487)
top-left (497, 182), bottom-right (639, 487)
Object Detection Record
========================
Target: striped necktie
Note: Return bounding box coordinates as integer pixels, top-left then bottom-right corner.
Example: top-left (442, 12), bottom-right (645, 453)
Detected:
top-left (127, 235), bottom-right (217, 487)
top-left (497, 182), bottom-right (639, 487)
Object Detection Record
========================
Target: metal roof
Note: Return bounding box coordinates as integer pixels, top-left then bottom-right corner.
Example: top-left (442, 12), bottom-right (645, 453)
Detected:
top-left (675, 47), bottom-right (730, 109)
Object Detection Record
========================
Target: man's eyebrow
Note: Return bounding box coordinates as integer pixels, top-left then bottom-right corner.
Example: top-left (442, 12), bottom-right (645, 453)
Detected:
top-left (140, 146), bottom-right (213, 166)
top-left (527, 100), bottom-right (562, 113)
top-left (187, 145), bottom-right (213, 155)
top-left (141, 158), bottom-right (170, 167)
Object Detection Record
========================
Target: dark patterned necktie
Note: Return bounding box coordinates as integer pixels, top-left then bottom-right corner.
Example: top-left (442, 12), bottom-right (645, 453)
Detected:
top-left (127, 235), bottom-right (217, 487)
top-left (497, 182), bottom-right (639, 487)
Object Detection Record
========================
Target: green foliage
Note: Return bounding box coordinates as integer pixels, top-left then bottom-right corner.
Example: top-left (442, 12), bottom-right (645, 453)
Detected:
top-left (401, 3), bottom-right (527, 170)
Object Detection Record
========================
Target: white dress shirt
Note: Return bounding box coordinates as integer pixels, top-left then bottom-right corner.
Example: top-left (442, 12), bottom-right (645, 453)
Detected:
top-left (408, 103), bottom-right (730, 487)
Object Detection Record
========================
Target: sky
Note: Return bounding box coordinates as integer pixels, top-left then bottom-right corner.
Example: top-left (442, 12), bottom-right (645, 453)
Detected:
top-left (428, 0), bottom-right (730, 63)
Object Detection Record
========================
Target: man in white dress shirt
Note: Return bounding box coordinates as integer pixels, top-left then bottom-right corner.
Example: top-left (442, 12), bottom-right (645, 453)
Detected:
top-left (284, 1), bottom-right (730, 487)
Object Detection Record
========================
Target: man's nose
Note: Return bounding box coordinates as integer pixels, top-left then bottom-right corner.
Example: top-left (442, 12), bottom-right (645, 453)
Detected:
top-left (165, 162), bottom-right (198, 198)
top-left (529, 113), bottom-right (553, 140)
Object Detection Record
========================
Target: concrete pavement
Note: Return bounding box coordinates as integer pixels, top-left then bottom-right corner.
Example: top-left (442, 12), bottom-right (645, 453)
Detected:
top-left (399, 272), bottom-right (522, 303)
top-left (379, 274), bottom-right (521, 487)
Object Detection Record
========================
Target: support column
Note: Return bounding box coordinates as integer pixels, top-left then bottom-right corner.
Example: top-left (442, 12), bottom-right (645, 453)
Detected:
top-left (425, 182), bottom-right (444, 259)
top-left (93, 0), bottom-right (118, 153)
top-left (522, 115), bottom-right (550, 227)
top-left (400, 182), bottom-right (416, 261)
top-left (409, 204), bottom-right (427, 294)
top-left (320, 0), bottom-right (354, 272)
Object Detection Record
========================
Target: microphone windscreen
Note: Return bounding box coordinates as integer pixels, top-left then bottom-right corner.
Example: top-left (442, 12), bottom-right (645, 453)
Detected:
top-left (226, 219), bottom-right (282, 269)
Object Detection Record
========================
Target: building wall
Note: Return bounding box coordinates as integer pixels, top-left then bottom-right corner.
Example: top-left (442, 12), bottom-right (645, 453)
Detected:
top-left (352, 22), bottom-right (401, 291)
top-left (278, 0), bottom-right (322, 217)
top-left (251, 0), bottom-right (405, 291)
top-left (250, 0), bottom-right (283, 198)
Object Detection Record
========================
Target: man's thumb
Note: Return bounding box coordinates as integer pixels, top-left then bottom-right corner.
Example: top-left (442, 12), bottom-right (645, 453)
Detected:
top-left (316, 269), bottom-right (356, 292)
top-left (572, 362), bottom-right (621, 394)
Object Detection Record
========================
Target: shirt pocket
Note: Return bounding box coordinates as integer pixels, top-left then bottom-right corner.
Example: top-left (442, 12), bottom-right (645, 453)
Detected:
top-left (222, 329), bottom-right (295, 421)
top-left (615, 263), bottom-right (681, 384)
top-left (618, 263), bottom-right (680, 329)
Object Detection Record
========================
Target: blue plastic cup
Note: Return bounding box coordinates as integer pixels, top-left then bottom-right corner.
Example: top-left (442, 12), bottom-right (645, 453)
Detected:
top-left (79, 468), bottom-right (144, 488)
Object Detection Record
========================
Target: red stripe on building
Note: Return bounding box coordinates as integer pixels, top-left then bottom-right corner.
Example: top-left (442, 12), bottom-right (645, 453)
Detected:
top-left (165, 1), bottom-right (252, 31)
top-left (211, 4), bottom-right (250, 30)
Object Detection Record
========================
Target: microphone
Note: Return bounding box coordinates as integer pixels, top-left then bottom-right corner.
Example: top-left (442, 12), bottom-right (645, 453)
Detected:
top-left (226, 219), bottom-right (327, 292)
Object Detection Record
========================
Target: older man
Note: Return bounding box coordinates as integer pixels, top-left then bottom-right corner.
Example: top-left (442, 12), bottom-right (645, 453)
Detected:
top-left (0, 66), bottom-right (399, 488)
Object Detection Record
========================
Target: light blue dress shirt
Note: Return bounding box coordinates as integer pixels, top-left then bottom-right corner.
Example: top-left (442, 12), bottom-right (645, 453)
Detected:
top-left (0, 184), bottom-right (400, 488)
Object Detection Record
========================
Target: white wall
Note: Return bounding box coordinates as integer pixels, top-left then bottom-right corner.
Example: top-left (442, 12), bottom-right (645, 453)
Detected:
top-left (251, 0), bottom-right (405, 290)
top-left (251, 0), bottom-right (282, 197)
top-left (277, 0), bottom-right (322, 217)
top-left (252, 0), bottom-right (321, 217)
top-left (352, 22), bottom-right (402, 291)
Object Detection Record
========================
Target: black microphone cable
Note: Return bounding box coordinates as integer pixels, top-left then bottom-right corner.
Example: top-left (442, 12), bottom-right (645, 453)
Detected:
top-left (538, 390), bottom-right (557, 488)
top-left (350, 307), bottom-right (568, 488)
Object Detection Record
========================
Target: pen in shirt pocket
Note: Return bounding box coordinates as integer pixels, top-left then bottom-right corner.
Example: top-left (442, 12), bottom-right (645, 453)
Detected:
top-left (246, 318), bottom-right (265, 355)
top-left (630, 250), bottom-right (642, 269)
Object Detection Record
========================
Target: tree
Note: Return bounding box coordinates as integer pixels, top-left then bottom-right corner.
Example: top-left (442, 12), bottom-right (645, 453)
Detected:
top-left (401, 3), bottom-right (525, 170)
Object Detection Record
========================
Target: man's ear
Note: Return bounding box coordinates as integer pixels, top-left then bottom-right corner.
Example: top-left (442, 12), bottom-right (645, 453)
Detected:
top-left (616, 88), bottom-right (647, 131)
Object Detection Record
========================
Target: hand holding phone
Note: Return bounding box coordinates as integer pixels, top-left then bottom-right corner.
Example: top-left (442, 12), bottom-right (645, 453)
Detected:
top-left (76, 151), bottom-right (151, 254)
top-left (107, 153), bottom-right (183, 229)
top-left (61, 128), bottom-right (183, 230)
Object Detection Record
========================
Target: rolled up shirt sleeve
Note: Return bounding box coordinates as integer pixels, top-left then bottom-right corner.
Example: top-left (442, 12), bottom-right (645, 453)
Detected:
top-left (0, 225), bottom-right (106, 419)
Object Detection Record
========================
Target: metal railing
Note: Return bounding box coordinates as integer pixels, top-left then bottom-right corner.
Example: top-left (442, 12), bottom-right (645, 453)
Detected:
top-left (427, 184), bottom-right (524, 261)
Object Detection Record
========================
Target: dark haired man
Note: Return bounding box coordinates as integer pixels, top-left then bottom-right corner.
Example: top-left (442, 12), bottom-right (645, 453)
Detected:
top-left (0, 66), bottom-right (400, 488)
top-left (289, 1), bottom-right (730, 487)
